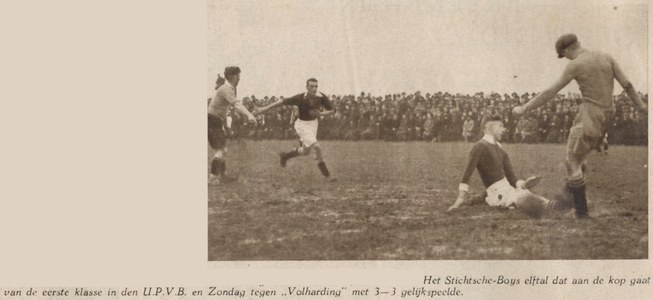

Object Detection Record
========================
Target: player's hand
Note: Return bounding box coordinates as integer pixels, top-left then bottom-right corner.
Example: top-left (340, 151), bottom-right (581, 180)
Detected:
top-left (247, 115), bottom-right (257, 125)
top-left (251, 107), bottom-right (261, 115)
top-left (447, 202), bottom-right (460, 212)
top-left (512, 106), bottom-right (525, 116)
top-left (447, 197), bottom-right (465, 212)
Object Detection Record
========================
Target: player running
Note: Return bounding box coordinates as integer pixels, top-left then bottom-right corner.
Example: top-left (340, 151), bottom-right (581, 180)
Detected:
top-left (208, 66), bottom-right (257, 184)
top-left (512, 33), bottom-right (647, 218)
top-left (254, 78), bottom-right (336, 182)
top-left (448, 115), bottom-right (566, 216)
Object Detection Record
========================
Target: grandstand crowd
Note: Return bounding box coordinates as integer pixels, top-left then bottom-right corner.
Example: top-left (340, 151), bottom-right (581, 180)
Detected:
top-left (216, 91), bottom-right (648, 146)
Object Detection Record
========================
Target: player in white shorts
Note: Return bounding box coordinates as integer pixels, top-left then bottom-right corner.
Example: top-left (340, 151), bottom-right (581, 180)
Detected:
top-left (448, 115), bottom-right (567, 216)
top-left (254, 78), bottom-right (336, 182)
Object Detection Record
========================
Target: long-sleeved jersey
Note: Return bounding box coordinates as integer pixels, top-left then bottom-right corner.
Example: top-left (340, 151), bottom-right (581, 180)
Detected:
top-left (282, 92), bottom-right (333, 121)
top-left (460, 138), bottom-right (518, 189)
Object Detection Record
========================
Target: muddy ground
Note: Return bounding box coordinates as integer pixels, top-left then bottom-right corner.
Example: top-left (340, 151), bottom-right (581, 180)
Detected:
top-left (208, 140), bottom-right (647, 260)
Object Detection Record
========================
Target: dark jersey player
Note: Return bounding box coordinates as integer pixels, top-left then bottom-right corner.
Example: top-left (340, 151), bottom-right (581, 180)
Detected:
top-left (254, 78), bottom-right (336, 182)
top-left (448, 115), bottom-right (565, 216)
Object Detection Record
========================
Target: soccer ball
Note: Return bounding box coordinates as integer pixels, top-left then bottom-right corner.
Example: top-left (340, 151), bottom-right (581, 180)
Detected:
top-left (519, 194), bottom-right (544, 218)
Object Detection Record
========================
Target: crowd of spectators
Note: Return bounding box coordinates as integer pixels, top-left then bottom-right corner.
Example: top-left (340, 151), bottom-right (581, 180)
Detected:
top-left (220, 90), bottom-right (648, 146)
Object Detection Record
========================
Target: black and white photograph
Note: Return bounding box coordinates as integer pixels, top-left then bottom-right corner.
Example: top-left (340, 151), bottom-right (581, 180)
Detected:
top-left (207, 0), bottom-right (648, 261)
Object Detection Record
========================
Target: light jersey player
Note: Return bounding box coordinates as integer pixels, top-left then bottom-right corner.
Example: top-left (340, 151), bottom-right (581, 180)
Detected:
top-left (448, 115), bottom-right (566, 216)
top-left (254, 78), bottom-right (336, 182)
top-left (512, 34), bottom-right (647, 218)
top-left (207, 66), bottom-right (256, 184)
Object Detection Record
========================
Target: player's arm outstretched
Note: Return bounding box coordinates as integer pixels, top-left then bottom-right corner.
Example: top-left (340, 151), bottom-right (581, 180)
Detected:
top-left (218, 85), bottom-right (256, 124)
top-left (318, 108), bottom-right (335, 117)
top-left (513, 65), bottom-right (575, 116)
top-left (612, 57), bottom-right (647, 112)
top-left (253, 100), bottom-right (285, 115)
top-left (233, 101), bottom-right (257, 124)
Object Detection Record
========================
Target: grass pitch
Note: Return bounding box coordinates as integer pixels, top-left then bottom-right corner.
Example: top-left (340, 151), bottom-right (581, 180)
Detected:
top-left (208, 140), bottom-right (648, 260)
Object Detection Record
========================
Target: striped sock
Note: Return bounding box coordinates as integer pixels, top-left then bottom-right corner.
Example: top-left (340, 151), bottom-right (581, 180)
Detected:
top-left (545, 198), bottom-right (555, 211)
top-left (568, 176), bottom-right (586, 188)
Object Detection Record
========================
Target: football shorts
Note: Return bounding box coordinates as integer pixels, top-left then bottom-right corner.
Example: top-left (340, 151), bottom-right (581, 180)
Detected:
top-left (208, 114), bottom-right (227, 150)
top-left (294, 118), bottom-right (319, 147)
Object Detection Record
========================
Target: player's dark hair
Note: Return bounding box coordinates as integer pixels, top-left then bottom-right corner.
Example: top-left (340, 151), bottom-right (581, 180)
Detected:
top-left (224, 66), bottom-right (241, 80)
top-left (306, 78), bottom-right (318, 86)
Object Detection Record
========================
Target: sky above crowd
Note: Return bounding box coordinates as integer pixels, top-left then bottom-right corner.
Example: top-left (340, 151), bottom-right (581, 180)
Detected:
top-left (208, 0), bottom-right (647, 99)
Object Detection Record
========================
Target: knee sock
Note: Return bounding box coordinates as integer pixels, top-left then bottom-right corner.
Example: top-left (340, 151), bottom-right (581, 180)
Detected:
top-left (316, 161), bottom-right (330, 177)
top-left (544, 196), bottom-right (568, 211)
top-left (568, 177), bottom-right (588, 216)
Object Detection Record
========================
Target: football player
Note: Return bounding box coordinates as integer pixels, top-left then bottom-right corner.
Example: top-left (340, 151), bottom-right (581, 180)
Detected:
top-left (512, 34), bottom-right (647, 218)
top-left (448, 115), bottom-right (567, 217)
top-left (208, 67), bottom-right (257, 184)
top-left (254, 78), bottom-right (336, 182)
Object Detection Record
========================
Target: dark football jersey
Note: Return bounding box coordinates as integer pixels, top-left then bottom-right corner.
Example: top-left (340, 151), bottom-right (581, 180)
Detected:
top-left (283, 92), bottom-right (334, 121)
top-left (461, 139), bottom-right (518, 188)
